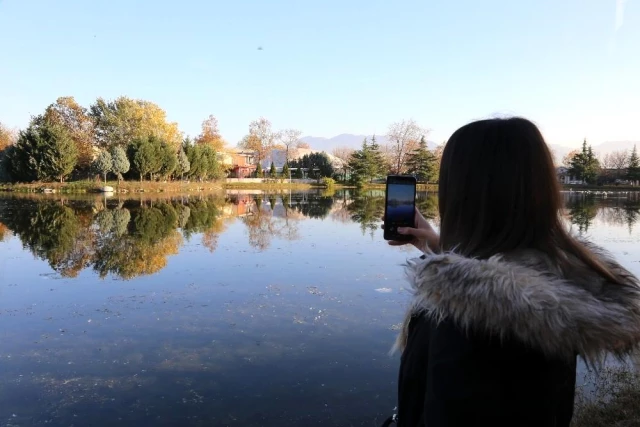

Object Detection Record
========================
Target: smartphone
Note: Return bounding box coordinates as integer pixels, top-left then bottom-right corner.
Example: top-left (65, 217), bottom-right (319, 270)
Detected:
top-left (384, 175), bottom-right (417, 241)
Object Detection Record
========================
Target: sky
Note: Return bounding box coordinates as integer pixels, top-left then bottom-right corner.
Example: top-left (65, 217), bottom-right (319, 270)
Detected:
top-left (0, 0), bottom-right (638, 148)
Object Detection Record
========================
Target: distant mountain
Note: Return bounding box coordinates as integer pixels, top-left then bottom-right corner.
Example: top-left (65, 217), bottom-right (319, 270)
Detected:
top-left (549, 141), bottom-right (640, 164)
top-left (301, 134), bottom-right (438, 153)
top-left (592, 140), bottom-right (639, 155)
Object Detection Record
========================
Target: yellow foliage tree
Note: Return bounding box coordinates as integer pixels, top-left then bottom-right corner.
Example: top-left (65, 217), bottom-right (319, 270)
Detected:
top-left (0, 122), bottom-right (17, 151)
top-left (195, 115), bottom-right (225, 152)
top-left (44, 97), bottom-right (96, 169)
top-left (90, 96), bottom-right (182, 151)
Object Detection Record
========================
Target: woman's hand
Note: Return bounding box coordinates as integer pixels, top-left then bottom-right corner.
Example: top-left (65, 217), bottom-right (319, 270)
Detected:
top-left (381, 207), bottom-right (440, 253)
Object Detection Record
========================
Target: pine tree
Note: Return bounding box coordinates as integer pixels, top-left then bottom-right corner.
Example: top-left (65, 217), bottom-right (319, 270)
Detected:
top-left (110, 146), bottom-right (130, 183)
top-left (270, 161), bottom-right (277, 178)
top-left (282, 162), bottom-right (290, 178)
top-left (348, 137), bottom-right (386, 185)
top-left (569, 139), bottom-right (599, 184)
top-left (406, 136), bottom-right (436, 182)
top-left (176, 148), bottom-right (190, 180)
top-left (255, 162), bottom-right (263, 178)
top-left (628, 145), bottom-right (640, 184)
top-left (94, 150), bottom-right (113, 184)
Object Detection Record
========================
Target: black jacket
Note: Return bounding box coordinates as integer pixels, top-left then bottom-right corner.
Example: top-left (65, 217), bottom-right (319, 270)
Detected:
top-left (393, 244), bottom-right (640, 427)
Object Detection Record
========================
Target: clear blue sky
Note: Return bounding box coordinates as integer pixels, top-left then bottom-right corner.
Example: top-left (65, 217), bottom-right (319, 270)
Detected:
top-left (0, 0), bottom-right (638, 148)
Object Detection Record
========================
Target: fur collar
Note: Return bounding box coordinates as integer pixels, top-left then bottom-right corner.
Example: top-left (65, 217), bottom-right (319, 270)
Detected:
top-left (395, 242), bottom-right (640, 367)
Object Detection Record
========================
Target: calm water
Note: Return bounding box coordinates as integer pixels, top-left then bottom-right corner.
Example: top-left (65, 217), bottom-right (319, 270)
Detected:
top-left (0, 190), bottom-right (639, 427)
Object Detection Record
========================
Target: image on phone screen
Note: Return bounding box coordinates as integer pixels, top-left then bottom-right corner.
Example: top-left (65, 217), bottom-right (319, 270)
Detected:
top-left (384, 176), bottom-right (416, 241)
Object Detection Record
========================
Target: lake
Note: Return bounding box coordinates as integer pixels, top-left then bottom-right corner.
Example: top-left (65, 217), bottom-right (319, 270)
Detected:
top-left (0, 189), bottom-right (639, 426)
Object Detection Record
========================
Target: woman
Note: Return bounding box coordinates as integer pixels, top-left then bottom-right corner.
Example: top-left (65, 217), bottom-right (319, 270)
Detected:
top-left (384, 117), bottom-right (640, 427)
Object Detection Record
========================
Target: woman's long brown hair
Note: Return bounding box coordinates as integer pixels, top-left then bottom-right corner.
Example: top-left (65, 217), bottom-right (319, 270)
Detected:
top-left (438, 117), bottom-right (626, 285)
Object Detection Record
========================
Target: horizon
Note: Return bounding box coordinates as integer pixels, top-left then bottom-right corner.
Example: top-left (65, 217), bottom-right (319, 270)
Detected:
top-left (0, 0), bottom-right (638, 149)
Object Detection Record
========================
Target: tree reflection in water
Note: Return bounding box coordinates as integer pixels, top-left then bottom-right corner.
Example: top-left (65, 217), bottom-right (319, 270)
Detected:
top-left (1, 191), bottom-right (638, 280)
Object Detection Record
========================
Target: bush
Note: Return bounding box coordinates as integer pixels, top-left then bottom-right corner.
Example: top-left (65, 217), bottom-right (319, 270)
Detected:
top-left (572, 365), bottom-right (640, 426)
top-left (321, 177), bottom-right (335, 188)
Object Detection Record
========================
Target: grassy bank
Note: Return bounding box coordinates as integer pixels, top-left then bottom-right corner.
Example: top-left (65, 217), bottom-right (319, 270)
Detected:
top-left (563, 184), bottom-right (640, 192)
top-left (572, 366), bottom-right (640, 426)
top-left (0, 180), bottom-right (223, 194)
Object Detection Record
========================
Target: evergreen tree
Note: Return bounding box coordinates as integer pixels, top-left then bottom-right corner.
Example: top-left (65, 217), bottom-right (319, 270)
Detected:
top-left (406, 136), bottom-right (437, 182)
top-left (10, 118), bottom-right (78, 182)
top-left (255, 162), bottom-right (263, 178)
top-left (628, 145), bottom-right (640, 184)
top-left (158, 142), bottom-right (177, 180)
top-left (295, 167), bottom-right (304, 179)
top-left (270, 161), bottom-right (277, 178)
top-left (282, 162), bottom-right (290, 178)
top-left (131, 137), bottom-right (163, 181)
top-left (348, 137), bottom-right (385, 185)
top-left (110, 146), bottom-right (130, 183)
top-left (94, 150), bottom-right (113, 184)
top-left (569, 139), bottom-right (599, 184)
top-left (176, 148), bottom-right (190, 180)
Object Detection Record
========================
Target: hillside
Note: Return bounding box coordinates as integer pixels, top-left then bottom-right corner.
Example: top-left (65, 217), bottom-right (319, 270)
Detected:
top-left (301, 134), bottom-right (439, 152)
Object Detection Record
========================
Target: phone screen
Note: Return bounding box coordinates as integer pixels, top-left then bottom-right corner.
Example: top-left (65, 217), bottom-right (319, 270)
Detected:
top-left (384, 175), bottom-right (416, 241)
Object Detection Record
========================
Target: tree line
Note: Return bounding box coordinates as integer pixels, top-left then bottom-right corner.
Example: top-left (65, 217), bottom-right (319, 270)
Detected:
top-left (563, 139), bottom-right (640, 185)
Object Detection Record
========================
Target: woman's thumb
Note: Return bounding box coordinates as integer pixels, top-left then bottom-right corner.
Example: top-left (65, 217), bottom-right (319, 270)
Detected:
top-left (397, 227), bottom-right (416, 235)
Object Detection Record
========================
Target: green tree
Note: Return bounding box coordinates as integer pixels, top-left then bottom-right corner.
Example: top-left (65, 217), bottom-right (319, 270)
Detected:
top-left (406, 136), bottom-right (437, 182)
top-left (255, 162), bottom-right (263, 178)
top-left (10, 118), bottom-right (78, 182)
top-left (44, 96), bottom-right (95, 171)
top-left (569, 139), bottom-right (600, 184)
top-left (290, 152), bottom-right (334, 179)
top-left (295, 167), bottom-right (303, 179)
top-left (270, 161), bottom-right (277, 178)
top-left (176, 148), bottom-right (190, 180)
top-left (348, 137), bottom-right (385, 185)
top-left (282, 162), bottom-right (290, 179)
top-left (131, 137), bottom-right (163, 181)
top-left (110, 146), bottom-right (130, 183)
top-left (158, 143), bottom-right (177, 180)
top-left (94, 150), bottom-right (113, 184)
top-left (627, 145), bottom-right (640, 184)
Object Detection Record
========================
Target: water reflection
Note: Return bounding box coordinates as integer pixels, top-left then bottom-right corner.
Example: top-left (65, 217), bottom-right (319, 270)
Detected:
top-left (1, 191), bottom-right (640, 280)
top-left (562, 192), bottom-right (640, 234)
top-left (1, 190), bottom-right (640, 426)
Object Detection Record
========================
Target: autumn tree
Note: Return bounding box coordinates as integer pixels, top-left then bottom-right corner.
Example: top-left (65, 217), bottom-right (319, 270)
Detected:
top-left (387, 119), bottom-right (427, 174)
top-left (280, 128), bottom-right (302, 163)
top-left (562, 150), bottom-right (580, 168)
top-left (94, 150), bottom-right (113, 183)
top-left (0, 122), bottom-right (17, 152)
top-left (0, 122), bottom-right (17, 182)
top-left (332, 146), bottom-right (354, 181)
top-left (195, 115), bottom-right (225, 152)
top-left (43, 97), bottom-right (95, 170)
top-left (90, 96), bottom-right (182, 151)
top-left (238, 117), bottom-right (280, 164)
top-left (296, 141), bottom-right (310, 149)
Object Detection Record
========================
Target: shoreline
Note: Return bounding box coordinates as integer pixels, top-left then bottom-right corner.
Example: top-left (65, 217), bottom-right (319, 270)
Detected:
top-left (2, 180), bottom-right (639, 195)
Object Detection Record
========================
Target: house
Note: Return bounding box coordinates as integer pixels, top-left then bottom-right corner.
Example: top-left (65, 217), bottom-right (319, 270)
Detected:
top-left (220, 149), bottom-right (257, 178)
top-left (259, 148), bottom-right (345, 172)
top-left (556, 167), bottom-right (584, 185)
